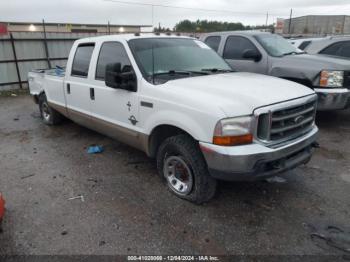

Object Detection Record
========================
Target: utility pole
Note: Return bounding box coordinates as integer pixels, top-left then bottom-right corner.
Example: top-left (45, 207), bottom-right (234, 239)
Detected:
top-left (288, 9), bottom-right (293, 35)
top-left (265, 12), bottom-right (269, 31)
top-left (42, 19), bottom-right (51, 69)
top-left (107, 21), bottom-right (111, 35)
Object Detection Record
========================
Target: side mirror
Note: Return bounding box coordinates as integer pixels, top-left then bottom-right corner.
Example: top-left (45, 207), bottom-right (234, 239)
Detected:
top-left (105, 63), bottom-right (137, 92)
top-left (242, 49), bottom-right (262, 62)
top-left (105, 63), bottom-right (121, 89)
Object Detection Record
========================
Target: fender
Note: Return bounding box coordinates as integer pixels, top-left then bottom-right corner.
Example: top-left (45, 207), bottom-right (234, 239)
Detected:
top-left (144, 110), bottom-right (215, 143)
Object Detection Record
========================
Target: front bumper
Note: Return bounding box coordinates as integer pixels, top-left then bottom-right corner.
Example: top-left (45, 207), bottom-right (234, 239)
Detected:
top-left (199, 126), bottom-right (318, 181)
top-left (314, 88), bottom-right (350, 111)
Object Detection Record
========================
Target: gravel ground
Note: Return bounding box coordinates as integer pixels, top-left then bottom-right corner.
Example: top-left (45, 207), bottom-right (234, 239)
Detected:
top-left (0, 95), bottom-right (349, 257)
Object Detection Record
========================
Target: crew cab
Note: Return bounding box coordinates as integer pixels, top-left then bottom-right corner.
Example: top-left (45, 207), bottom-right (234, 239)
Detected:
top-left (201, 32), bottom-right (350, 111)
top-left (29, 34), bottom-right (318, 203)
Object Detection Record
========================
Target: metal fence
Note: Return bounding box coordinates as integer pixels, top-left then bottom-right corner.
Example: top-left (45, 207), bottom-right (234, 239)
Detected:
top-left (0, 31), bottom-right (202, 91)
top-left (0, 31), bottom-right (106, 90)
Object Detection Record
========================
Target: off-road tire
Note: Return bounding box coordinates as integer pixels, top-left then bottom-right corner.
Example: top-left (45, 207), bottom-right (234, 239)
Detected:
top-left (156, 134), bottom-right (217, 204)
top-left (38, 93), bottom-right (63, 125)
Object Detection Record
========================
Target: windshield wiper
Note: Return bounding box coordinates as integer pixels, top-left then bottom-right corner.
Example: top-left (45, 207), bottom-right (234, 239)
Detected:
top-left (201, 68), bottom-right (234, 73)
top-left (283, 51), bottom-right (306, 56)
top-left (152, 70), bottom-right (209, 76)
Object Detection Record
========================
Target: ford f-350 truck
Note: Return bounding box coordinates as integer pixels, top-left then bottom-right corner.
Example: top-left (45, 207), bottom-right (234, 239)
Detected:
top-left (29, 34), bottom-right (318, 203)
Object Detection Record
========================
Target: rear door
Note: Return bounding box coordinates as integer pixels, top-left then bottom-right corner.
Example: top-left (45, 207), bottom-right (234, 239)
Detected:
top-left (222, 35), bottom-right (267, 74)
top-left (65, 43), bottom-right (95, 123)
top-left (204, 36), bottom-right (221, 53)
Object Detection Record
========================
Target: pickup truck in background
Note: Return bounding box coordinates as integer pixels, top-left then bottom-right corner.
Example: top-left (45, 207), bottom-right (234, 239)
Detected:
top-left (29, 34), bottom-right (318, 203)
top-left (295, 36), bottom-right (350, 59)
top-left (201, 32), bottom-right (350, 111)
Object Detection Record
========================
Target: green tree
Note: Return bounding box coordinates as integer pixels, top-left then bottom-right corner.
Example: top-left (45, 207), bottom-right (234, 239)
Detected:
top-left (174, 19), bottom-right (274, 33)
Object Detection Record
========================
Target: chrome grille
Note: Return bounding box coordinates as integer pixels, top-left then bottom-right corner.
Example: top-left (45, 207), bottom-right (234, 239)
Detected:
top-left (344, 71), bottom-right (350, 88)
top-left (256, 96), bottom-right (317, 145)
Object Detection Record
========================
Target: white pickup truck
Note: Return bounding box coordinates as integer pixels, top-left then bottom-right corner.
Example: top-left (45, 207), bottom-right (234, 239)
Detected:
top-left (29, 34), bottom-right (318, 203)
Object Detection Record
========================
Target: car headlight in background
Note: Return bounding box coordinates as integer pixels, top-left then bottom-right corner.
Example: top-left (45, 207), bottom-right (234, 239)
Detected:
top-left (213, 116), bottom-right (253, 146)
top-left (320, 70), bottom-right (344, 88)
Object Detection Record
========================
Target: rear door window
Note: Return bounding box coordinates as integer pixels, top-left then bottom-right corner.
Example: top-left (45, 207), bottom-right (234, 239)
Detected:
top-left (298, 41), bottom-right (311, 50)
top-left (71, 44), bottom-right (95, 77)
top-left (223, 36), bottom-right (258, 60)
top-left (204, 36), bottom-right (221, 52)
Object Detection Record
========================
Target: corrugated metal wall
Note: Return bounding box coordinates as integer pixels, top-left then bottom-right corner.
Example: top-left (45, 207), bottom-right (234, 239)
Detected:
top-left (0, 32), bottom-right (105, 90)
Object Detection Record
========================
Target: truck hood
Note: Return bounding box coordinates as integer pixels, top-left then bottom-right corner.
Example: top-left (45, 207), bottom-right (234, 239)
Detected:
top-left (279, 53), bottom-right (350, 70)
top-left (163, 72), bottom-right (315, 116)
top-left (271, 54), bottom-right (350, 83)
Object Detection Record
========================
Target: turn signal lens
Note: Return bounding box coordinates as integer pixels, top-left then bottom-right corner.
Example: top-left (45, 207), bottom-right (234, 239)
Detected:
top-left (213, 116), bottom-right (254, 146)
top-left (213, 134), bottom-right (253, 146)
top-left (320, 70), bottom-right (344, 87)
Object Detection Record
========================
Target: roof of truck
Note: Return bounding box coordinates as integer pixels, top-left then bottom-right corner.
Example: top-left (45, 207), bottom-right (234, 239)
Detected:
top-left (75, 33), bottom-right (194, 43)
top-left (202, 31), bottom-right (271, 37)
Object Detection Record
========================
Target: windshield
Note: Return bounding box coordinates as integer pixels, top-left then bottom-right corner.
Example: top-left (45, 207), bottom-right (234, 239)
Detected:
top-left (128, 38), bottom-right (232, 84)
top-left (255, 34), bottom-right (303, 57)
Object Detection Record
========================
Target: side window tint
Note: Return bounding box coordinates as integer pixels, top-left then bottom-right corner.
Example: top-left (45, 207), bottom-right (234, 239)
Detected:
top-left (96, 42), bottom-right (132, 80)
top-left (299, 41), bottom-right (311, 50)
top-left (338, 41), bottom-right (350, 58)
top-left (223, 36), bottom-right (259, 60)
top-left (320, 42), bottom-right (342, 56)
top-left (205, 36), bottom-right (221, 52)
top-left (71, 44), bottom-right (95, 77)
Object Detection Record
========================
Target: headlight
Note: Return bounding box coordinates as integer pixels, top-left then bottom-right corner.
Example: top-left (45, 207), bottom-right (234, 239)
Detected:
top-left (213, 116), bottom-right (253, 146)
top-left (320, 70), bottom-right (344, 88)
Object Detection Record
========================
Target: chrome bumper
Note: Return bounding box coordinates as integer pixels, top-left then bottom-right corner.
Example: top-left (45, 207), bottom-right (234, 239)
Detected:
top-left (314, 88), bottom-right (350, 111)
top-left (199, 126), bottom-right (318, 181)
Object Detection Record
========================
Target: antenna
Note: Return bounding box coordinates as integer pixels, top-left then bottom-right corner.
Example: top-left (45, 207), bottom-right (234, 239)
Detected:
top-left (152, 40), bottom-right (155, 84)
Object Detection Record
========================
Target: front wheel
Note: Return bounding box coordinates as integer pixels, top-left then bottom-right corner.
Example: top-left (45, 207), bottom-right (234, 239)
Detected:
top-left (156, 134), bottom-right (217, 204)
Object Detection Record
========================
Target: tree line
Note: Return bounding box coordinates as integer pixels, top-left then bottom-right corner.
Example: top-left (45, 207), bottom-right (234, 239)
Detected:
top-left (154, 19), bottom-right (274, 33)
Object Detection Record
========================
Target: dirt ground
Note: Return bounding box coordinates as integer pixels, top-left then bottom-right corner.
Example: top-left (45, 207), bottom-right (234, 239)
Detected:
top-left (0, 95), bottom-right (349, 257)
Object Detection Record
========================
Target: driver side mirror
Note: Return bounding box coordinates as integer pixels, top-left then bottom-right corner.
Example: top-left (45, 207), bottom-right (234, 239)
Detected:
top-left (242, 49), bottom-right (262, 62)
top-left (105, 63), bottom-right (137, 92)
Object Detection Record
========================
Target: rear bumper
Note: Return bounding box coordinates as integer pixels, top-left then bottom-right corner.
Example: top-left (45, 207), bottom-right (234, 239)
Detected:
top-left (314, 88), bottom-right (350, 111)
top-left (199, 126), bottom-right (318, 181)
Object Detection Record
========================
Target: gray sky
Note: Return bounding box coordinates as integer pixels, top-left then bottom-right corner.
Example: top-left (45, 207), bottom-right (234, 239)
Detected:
top-left (1, 0), bottom-right (350, 29)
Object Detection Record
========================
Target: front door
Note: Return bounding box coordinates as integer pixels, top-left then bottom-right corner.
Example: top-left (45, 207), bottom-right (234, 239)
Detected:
top-left (222, 35), bottom-right (267, 74)
top-left (89, 41), bottom-right (140, 145)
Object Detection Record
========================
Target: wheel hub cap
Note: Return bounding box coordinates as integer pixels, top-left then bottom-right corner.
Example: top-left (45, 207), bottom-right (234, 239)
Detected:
top-left (42, 103), bottom-right (50, 121)
top-left (164, 156), bottom-right (193, 196)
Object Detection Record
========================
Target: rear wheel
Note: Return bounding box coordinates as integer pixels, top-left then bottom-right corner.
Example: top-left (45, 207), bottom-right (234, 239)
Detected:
top-left (38, 94), bottom-right (63, 125)
top-left (156, 134), bottom-right (217, 204)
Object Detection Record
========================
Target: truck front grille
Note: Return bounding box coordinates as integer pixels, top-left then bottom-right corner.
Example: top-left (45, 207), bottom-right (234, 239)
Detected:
top-left (257, 97), bottom-right (317, 145)
top-left (344, 71), bottom-right (350, 88)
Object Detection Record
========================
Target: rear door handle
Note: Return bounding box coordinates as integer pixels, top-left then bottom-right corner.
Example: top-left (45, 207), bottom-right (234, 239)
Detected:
top-left (90, 88), bottom-right (95, 100)
top-left (67, 83), bottom-right (70, 94)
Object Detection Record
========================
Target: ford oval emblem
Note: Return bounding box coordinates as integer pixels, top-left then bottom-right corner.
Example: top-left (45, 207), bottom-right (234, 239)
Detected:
top-left (294, 115), bottom-right (305, 124)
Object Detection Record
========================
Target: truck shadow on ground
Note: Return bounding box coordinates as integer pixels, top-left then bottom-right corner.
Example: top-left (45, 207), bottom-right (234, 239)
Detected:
top-left (315, 109), bottom-right (350, 129)
top-left (55, 117), bottom-right (320, 213)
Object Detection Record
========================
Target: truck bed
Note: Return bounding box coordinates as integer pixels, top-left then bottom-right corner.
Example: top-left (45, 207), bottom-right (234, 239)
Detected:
top-left (28, 67), bottom-right (66, 107)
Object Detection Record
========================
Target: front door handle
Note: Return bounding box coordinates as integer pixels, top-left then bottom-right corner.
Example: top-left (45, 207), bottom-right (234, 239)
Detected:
top-left (90, 88), bottom-right (95, 100)
top-left (67, 83), bottom-right (70, 94)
